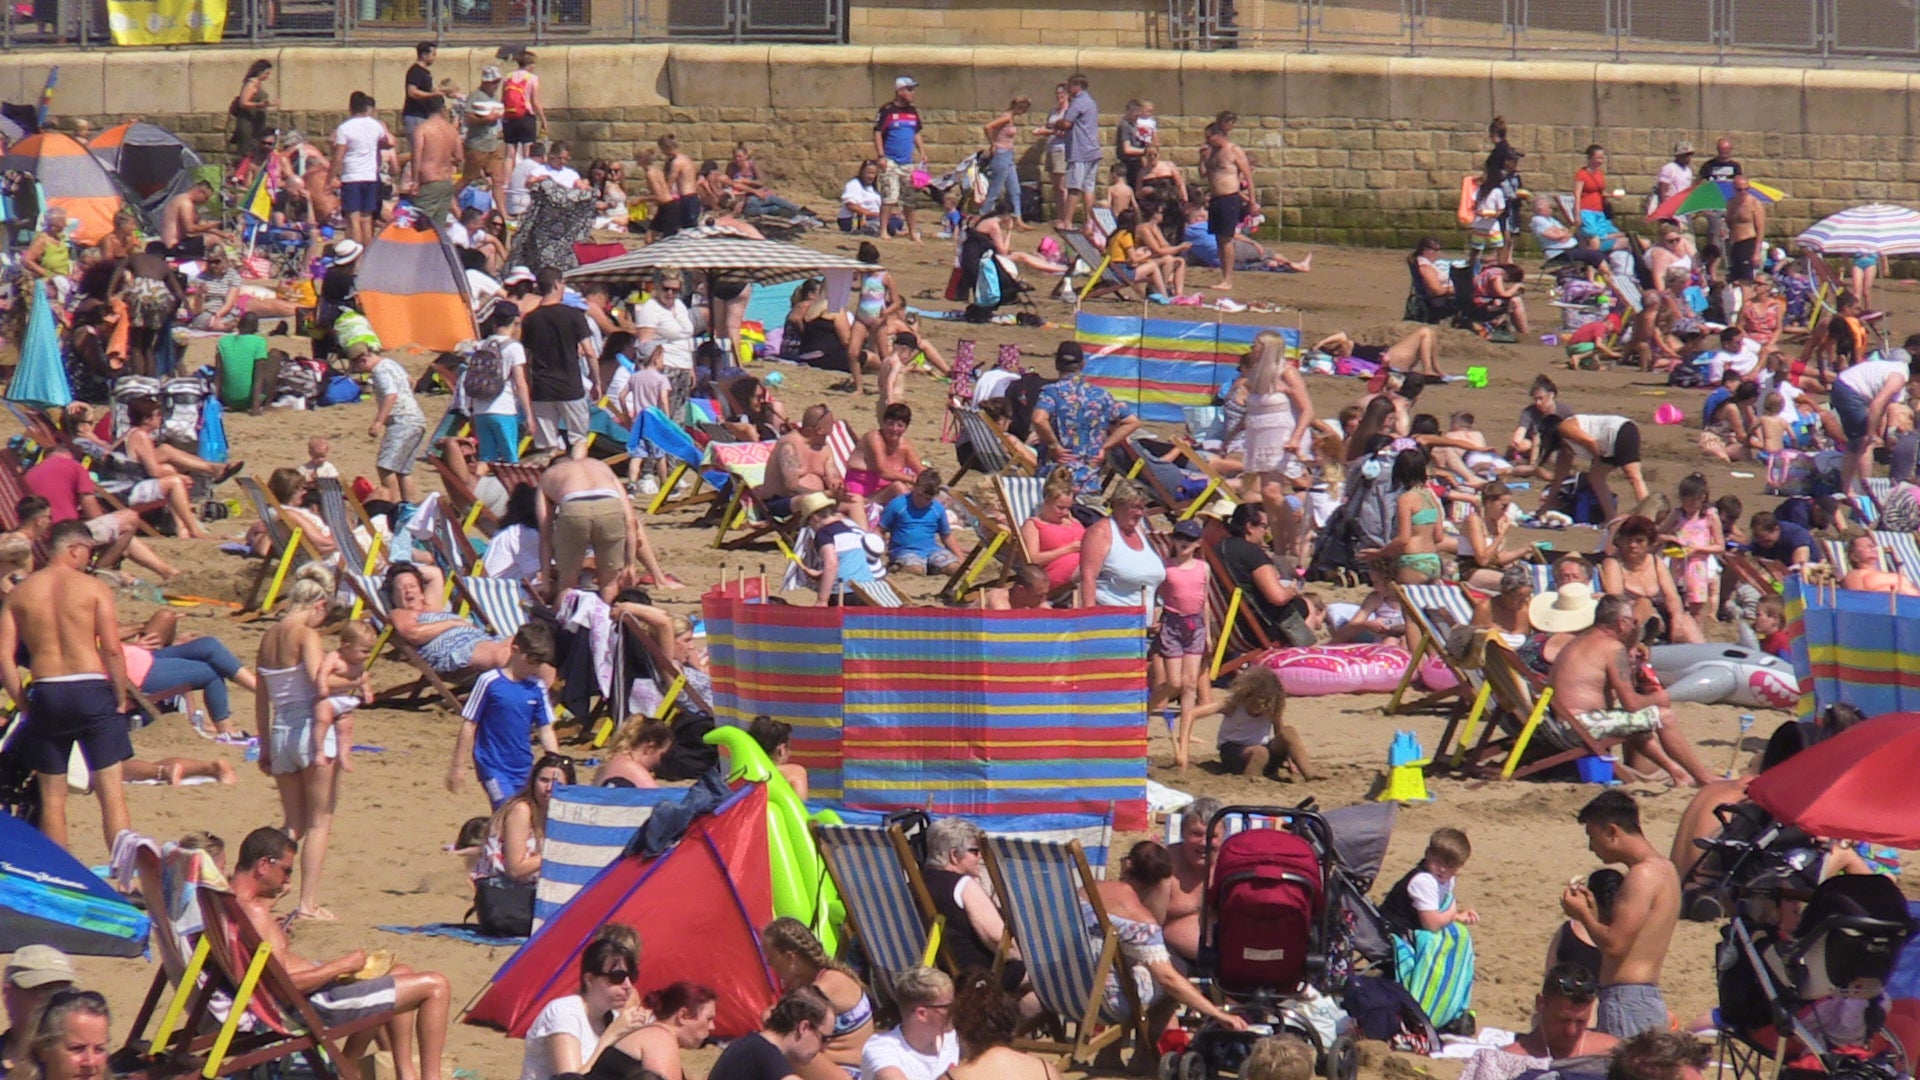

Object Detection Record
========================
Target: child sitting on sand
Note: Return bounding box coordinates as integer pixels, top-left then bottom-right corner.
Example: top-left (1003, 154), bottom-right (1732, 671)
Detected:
top-left (1381, 827), bottom-right (1479, 1032)
top-left (313, 620), bottom-right (376, 773)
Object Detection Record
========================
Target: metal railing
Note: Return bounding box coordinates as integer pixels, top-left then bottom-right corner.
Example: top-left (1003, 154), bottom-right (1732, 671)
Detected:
top-left (1167, 0), bottom-right (1920, 66)
top-left (1, 0), bottom-right (845, 47)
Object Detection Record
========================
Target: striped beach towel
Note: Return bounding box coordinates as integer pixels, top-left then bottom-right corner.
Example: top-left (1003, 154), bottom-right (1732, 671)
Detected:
top-left (1393, 918), bottom-right (1475, 1028)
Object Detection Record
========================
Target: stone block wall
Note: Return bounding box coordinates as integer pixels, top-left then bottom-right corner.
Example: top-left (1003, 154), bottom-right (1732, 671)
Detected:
top-left (27, 45), bottom-right (1920, 246)
top-left (848, 0), bottom-right (1162, 48)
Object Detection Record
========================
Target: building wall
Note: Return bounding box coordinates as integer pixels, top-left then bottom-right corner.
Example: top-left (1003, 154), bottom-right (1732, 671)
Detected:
top-left (31, 45), bottom-right (1914, 244)
top-left (847, 0), bottom-right (1162, 48)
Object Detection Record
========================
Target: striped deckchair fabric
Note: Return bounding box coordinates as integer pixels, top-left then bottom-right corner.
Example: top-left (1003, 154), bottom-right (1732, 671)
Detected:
top-left (982, 836), bottom-right (1149, 1065)
top-left (535, 785), bottom-right (681, 929)
top-left (1160, 809), bottom-right (1286, 845)
top-left (1528, 562), bottom-right (1553, 594)
top-left (1874, 531), bottom-right (1920, 588)
top-left (234, 476), bottom-right (311, 616)
top-left (311, 477), bottom-right (374, 571)
top-left (848, 578), bottom-right (904, 608)
top-left (950, 407), bottom-right (1011, 481)
top-left (339, 568), bottom-right (466, 712)
top-left (996, 475), bottom-right (1047, 553)
top-left (827, 420), bottom-right (857, 476)
top-left (1386, 582), bottom-right (1478, 715)
top-left (811, 824), bottom-right (939, 994)
top-left (457, 575), bottom-right (533, 637)
top-left (1820, 538), bottom-right (1854, 574)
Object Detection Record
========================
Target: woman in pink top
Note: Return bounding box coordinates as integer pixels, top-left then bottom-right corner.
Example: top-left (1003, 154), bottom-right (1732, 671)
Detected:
top-left (1020, 471), bottom-right (1086, 591)
top-left (1151, 520), bottom-right (1212, 728)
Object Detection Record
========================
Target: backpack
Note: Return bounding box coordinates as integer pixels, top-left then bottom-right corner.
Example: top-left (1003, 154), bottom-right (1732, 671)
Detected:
top-left (973, 254), bottom-right (1003, 308)
top-left (461, 339), bottom-right (509, 404)
top-left (1667, 362), bottom-right (1710, 389)
top-left (501, 73), bottom-right (531, 119)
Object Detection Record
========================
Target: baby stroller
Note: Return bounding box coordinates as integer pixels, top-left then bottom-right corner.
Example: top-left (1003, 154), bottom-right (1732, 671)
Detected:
top-left (1715, 870), bottom-right (1913, 1080)
top-left (1168, 805), bottom-right (1361, 1080)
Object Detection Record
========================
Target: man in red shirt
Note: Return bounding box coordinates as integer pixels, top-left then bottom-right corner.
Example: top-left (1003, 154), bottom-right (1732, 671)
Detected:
top-left (22, 446), bottom-right (178, 580)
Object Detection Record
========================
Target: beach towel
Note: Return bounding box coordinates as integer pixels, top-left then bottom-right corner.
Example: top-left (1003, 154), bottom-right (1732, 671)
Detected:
top-left (1393, 919), bottom-right (1475, 1029)
top-left (377, 923), bottom-right (526, 947)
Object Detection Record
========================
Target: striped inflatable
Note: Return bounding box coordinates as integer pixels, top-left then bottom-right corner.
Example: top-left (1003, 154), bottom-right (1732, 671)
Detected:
top-left (1786, 575), bottom-right (1920, 724)
top-left (1077, 314), bottom-right (1302, 424)
top-left (703, 591), bottom-right (1149, 832)
top-left (357, 221), bottom-right (478, 352)
top-left (534, 785), bottom-right (682, 930)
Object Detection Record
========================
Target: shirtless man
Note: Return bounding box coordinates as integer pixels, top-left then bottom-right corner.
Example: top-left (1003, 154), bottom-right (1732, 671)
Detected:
top-left (1201, 122), bottom-right (1253, 292)
top-left (406, 104), bottom-right (463, 230)
top-left (538, 454), bottom-right (678, 599)
top-left (232, 827), bottom-right (451, 1080)
top-left (0, 521), bottom-right (133, 851)
top-left (842, 403), bottom-right (927, 522)
top-left (637, 148), bottom-right (675, 239)
top-left (662, 135), bottom-right (702, 235)
top-left (276, 132), bottom-right (337, 223)
top-left (124, 397), bottom-right (240, 540)
top-left (1724, 175), bottom-right (1765, 284)
top-left (1839, 533), bottom-right (1920, 595)
top-left (760, 404), bottom-right (844, 514)
top-left (160, 181), bottom-right (231, 259)
top-left (1162, 796), bottom-right (1223, 965)
top-left (1547, 595), bottom-right (1714, 788)
top-left (1560, 790), bottom-right (1681, 1039)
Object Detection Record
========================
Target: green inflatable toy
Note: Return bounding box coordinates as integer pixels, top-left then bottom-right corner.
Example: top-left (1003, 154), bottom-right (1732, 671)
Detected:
top-left (704, 725), bottom-right (846, 954)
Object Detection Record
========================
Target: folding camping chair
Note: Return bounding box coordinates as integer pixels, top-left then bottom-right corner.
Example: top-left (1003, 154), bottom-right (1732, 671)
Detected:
top-left (1385, 582), bottom-right (1479, 716)
top-left (340, 568), bottom-right (468, 712)
top-left (1055, 228), bottom-right (1137, 305)
top-left (812, 823), bottom-right (976, 998)
top-left (980, 835), bottom-right (1152, 1069)
top-left (186, 887), bottom-right (399, 1080)
top-left (233, 477), bottom-right (321, 619)
top-left (1433, 631), bottom-right (1628, 782)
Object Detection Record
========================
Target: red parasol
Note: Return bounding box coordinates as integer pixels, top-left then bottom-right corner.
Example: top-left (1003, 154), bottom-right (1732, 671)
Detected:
top-left (1746, 712), bottom-right (1920, 849)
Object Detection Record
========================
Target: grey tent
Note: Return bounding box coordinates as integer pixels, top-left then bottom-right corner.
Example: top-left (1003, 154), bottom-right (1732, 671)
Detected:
top-left (88, 121), bottom-right (204, 228)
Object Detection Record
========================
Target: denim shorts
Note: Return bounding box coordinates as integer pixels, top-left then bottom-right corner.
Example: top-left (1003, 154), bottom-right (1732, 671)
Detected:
top-left (1832, 380), bottom-right (1872, 448)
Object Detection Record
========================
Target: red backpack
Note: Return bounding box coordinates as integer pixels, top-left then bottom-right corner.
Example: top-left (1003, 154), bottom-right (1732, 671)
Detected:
top-left (1209, 828), bottom-right (1325, 994)
top-left (502, 72), bottom-right (532, 119)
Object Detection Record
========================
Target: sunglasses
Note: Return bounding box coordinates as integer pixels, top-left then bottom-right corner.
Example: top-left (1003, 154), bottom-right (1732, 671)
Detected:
top-left (596, 967), bottom-right (635, 984)
top-left (1547, 972), bottom-right (1597, 1000)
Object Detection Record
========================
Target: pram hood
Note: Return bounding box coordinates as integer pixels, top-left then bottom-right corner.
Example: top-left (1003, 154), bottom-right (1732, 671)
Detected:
top-left (1793, 874), bottom-right (1916, 1001)
top-left (1324, 802), bottom-right (1398, 967)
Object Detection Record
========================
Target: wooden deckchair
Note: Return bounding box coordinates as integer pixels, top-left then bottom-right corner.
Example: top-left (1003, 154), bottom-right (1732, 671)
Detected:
top-left (1055, 228), bottom-right (1136, 305)
top-left (339, 568), bottom-right (468, 712)
top-left (812, 823), bottom-right (977, 999)
top-left (1384, 582), bottom-right (1479, 715)
top-left (1433, 631), bottom-right (1628, 782)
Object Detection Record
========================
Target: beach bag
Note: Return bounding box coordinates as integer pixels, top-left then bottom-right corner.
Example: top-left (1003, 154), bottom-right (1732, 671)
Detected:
top-left (1454, 175), bottom-right (1477, 228)
top-left (461, 338), bottom-right (509, 404)
top-left (1667, 362), bottom-right (1710, 389)
top-left (198, 395), bottom-right (228, 464)
top-left (275, 359), bottom-right (324, 406)
top-left (321, 373), bottom-right (362, 406)
top-left (472, 874), bottom-right (534, 937)
top-left (973, 254), bottom-right (1004, 308)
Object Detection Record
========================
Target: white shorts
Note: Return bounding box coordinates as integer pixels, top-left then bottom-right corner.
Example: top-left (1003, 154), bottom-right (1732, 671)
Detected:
top-left (129, 479), bottom-right (166, 505)
top-left (530, 399), bottom-right (591, 452)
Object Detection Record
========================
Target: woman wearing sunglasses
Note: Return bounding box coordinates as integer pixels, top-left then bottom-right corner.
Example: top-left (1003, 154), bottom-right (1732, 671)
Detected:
top-left (520, 936), bottom-right (644, 1080)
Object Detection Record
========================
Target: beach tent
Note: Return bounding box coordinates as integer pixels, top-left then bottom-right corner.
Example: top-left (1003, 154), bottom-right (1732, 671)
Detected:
top-left (89, 121), bottom-right (204, 228)
top-left (463, 783), bottom-right (780, 1040)
top-left (0, 131), bottom-right (123, 245)
top-left (0, 813), bottom-right (149, 956)
top-left (358, 220), bottom-right (478, 353)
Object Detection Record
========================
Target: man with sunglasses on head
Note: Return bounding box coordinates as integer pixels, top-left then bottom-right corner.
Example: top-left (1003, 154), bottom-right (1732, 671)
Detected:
top-left (1461, 964), bottom-right (1617, 1080)
top-left (0, 521), bottom-right (133, 853)
top-left (232, 827), bottom-right (452, 1080)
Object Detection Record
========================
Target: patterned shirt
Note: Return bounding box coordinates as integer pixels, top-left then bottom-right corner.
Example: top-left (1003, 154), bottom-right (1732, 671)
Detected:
top-left (1035, 375), bottom-right (1131, 494)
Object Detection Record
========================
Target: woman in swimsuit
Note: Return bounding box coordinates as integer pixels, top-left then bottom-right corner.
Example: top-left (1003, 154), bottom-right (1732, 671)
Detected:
top-left (601, 982), bottom-right (718, 1080)
top-left (1599, 514), bottom-right (1703, 643)
top-left (593, 718), bottom-right (671, 787)
top-left (842, 402), bottom-right (926, 519)
top-left (254, 564), bottom-right (342, 921)
top-left (1087, 842), bottom-right (1248, 1043)
top-left (1460, 485), bottom-right (1529, 592)
top-left (386, 563), bottom-right (514, 674)
top-left (762, 917), bottom-right (873, 1080)
top-left (845, 241), bottom-right (903, 368)
top-left (1370, 449), bottom-right (1446, 585)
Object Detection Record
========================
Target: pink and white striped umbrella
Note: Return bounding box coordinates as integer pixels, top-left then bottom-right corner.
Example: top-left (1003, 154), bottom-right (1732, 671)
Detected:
top-left (1796, 203), bottom-right (1920, 256)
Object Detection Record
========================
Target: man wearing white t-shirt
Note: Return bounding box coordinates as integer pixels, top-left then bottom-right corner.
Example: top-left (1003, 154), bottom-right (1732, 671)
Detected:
top-left (505, 142), bottom-right (549, 218)
top-left (859, 968), bottom-right (958, 1080)
top-left (330, 91), bottom-right (393, 249)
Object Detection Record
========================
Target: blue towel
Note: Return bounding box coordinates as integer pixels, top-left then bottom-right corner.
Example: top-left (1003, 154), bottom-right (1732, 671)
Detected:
top-left (377, 922), bottom-right (525, 947)
top-left (1393, 920), bottom-right (1476, 1028)
top-left (744, 279), bottom-right (803, 329)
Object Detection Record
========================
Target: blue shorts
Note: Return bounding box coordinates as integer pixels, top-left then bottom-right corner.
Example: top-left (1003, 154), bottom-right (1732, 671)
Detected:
top-left (472, 413), bottom-right (522, 463)
top-left (341, 181), bottom-right (382, 216)
top-left (1832, 381), bottom-right (1872, 448)
top-left (479, 768), bottom-right (522, 809)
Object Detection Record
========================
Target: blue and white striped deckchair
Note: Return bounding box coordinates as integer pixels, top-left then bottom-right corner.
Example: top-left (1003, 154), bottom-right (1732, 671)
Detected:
top-left (812, 824), bottom-right (951, 997)
top-left (1387, 582), bottom-right (1478, 716)
top-left (1875, 531), bottom-right (1920, 588)
top-left (850, 578), bottom-right (905, 609)
top-left (982, 836), bottom-right (1150, 1067)
top-left (948, 406), bottom-right (1014, 485)
top-left (996, 475), bottom-right (1048, 559)
top-left (456, 574), bottom-right (533, 638)
top-left (339, 568), bottom-right (466, 712)
top-left (1820, 538), bottom-right (1855, 575)
top-left (1528, 563), bottom-right (1554, 595)
top-left (1864, 477), bottom-right (1891, 516)
top-left (311, 477), bottom-right (376, 573)
top-left (535, 785), bottom-right (681, 930)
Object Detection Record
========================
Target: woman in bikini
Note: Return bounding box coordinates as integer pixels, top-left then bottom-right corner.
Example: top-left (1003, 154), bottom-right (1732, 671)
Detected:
top-left (254, 564), bottom-right (342, 921)
top-left (842, 402), bottom-right (926, 521)
top-left (1599, 514), bottom-right (1703, 643)
top-left (1369, 449), bottom-right (1446, 585)
top-left (1459, 485), bottom-right (1531, 592)
top-left (762, 917), bottom-right (874, 1080)
top-left (1738, 277), bottom-right (1785, 348)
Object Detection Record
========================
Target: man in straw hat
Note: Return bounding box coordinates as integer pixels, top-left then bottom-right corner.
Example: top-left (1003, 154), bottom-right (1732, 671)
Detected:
top-left (1546, 594), bottom-right (1714, 787)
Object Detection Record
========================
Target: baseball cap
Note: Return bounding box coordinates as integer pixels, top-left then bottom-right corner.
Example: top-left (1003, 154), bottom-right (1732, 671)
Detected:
top-left (479, 65), bottom-right (502, 82)
top-left (1172, 520), bottom-right (1204, 541)
top-left (1672, 140), bottom-right (1695, 157)
top-left (6, 945), bottom-right (75, 989)
top-left (1054, 341), bottom-right (1085, 368)
top-left (895, 76), bottom-right (918, 90)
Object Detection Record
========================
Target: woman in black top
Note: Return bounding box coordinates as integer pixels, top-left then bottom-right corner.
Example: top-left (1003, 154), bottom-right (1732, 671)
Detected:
top-left (707, 986), bottom-right (833, 1080)
top-left (921, 818), bottom-right (1029, 992)
top-left (1541, 868), bottom-right (1620, 982)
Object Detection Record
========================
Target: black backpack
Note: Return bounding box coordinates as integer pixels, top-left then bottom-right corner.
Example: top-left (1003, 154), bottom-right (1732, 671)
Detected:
top-left (461, 338), bottom-right (509, 404)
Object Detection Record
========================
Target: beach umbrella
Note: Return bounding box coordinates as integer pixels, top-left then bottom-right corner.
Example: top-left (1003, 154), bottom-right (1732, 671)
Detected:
top-left (1646, 179), bottom-right (1788, 222)
top-left (1747, 712), bottom-right (1920, 848)
top-left (0, 131), bottom-right (124, 244)
top-left (0, 813), bottom-right (149, 956)
top-left (562, 229), bottom-right (875, 289)
top-left (5, 284), bottom-right (71, 410)
top-left (1794, 203), bottom-right (1920, 257)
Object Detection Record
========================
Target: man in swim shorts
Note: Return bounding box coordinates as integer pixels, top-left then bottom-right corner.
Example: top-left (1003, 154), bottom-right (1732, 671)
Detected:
top-left (1562, 790), bottom-right (1682, 1039)
top-left (1202, 121), bottom-right (1253, 293)
top-left (0, 521), bottom-right (134, 851)
top-left (1546, 595), bottom-right (1713, 788)
top-left (539, 455), bottom-right (678, 597)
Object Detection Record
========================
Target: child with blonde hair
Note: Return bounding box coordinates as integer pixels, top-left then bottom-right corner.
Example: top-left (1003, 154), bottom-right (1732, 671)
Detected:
top-left (313, 620), bottom-right (377, 772)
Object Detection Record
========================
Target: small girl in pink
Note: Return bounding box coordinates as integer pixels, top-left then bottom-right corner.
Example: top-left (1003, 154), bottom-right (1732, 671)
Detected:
top-left (1152, 521), bottom-right (1213, 727)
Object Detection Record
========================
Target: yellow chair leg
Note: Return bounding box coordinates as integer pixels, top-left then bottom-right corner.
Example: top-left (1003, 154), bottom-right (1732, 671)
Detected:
top-left (1502, 686), bottom-right (1555, 780)
top-left (1210, 589), bottom-right (1244, 680)
top-left (647, 463), bottom-right (689, 515)
top-left (1451, 681), bottom-right (1494, 768)
top-left (261, 527), bottom-right (304, 613)
top-left (957, 532), bottom-right (1009, 594)
top-left (152, 937), bottom-right (211, 1055)
top-left (1385, 627), bottom-right (1432, 713)
top-left (202, 943), bottom-right (272, 1078)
